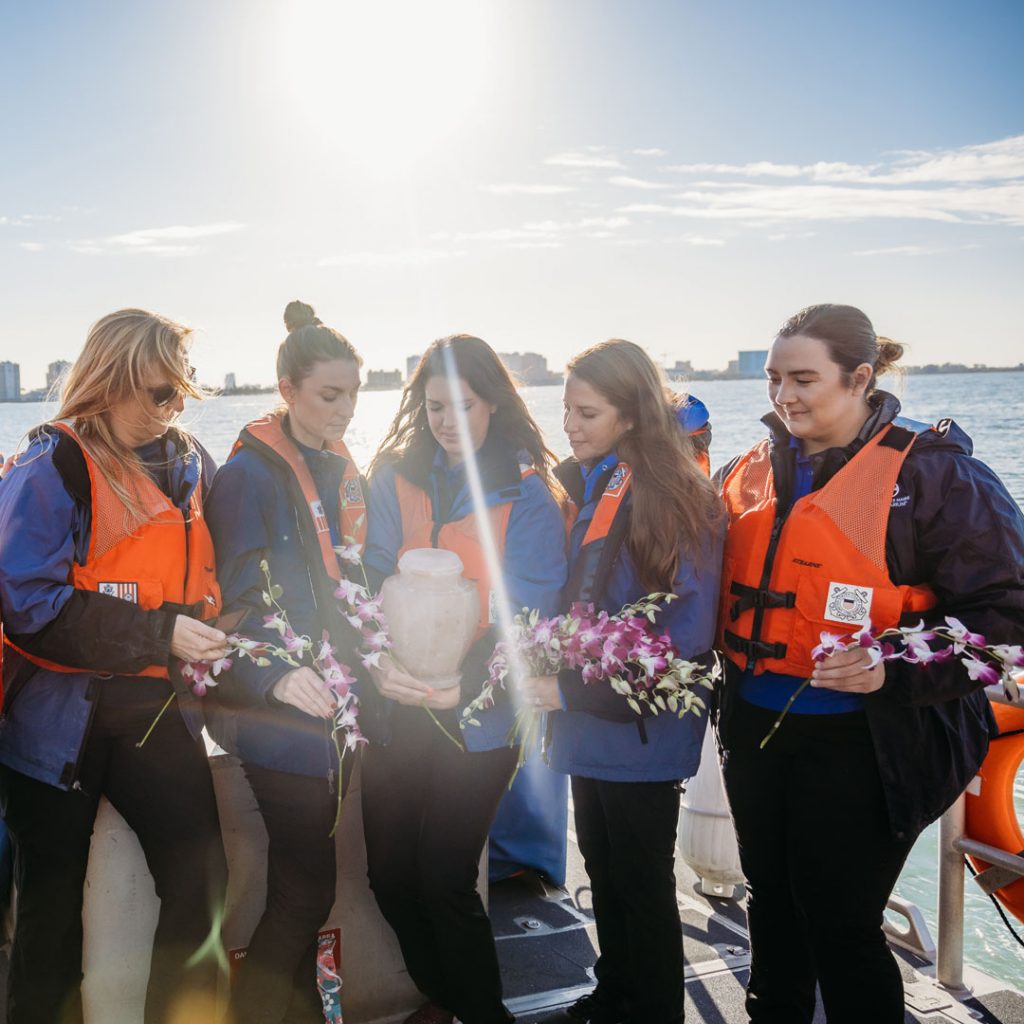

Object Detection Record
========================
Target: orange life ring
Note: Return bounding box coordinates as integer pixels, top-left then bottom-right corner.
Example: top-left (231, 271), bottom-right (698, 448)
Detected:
top-left (963, 701), bottom-right (1024, 925)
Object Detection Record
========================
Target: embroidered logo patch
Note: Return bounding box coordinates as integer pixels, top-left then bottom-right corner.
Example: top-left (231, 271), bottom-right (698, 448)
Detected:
top-left (310, 500), bottom-right (329, 534)
top-left (343, 478), bottom-right (365, 507)
top-left (605, 464), bottom-right (630, 497)
top-left (824, 582), bottom-right (872, 625)
top-left (99, 581), bottom-right (138, 603)
top-left (891, 482), bottom-right (910, 509)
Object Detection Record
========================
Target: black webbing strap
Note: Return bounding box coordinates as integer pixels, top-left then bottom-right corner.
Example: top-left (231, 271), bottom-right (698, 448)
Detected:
top-left (729, 580), bottom-right (796, 621)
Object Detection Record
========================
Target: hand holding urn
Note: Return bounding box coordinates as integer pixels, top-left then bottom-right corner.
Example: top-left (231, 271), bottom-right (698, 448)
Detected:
top-left (379, 548), bottom-right (480, 689)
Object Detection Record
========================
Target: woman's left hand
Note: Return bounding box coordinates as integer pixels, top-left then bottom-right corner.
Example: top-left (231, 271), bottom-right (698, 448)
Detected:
top-left (811, 647), bottom-right (886, 693)
top-left (515, 674), bottom-right (562, 712)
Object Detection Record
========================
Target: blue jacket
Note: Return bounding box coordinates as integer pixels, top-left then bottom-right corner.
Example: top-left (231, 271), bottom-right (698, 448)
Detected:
top-left (0, 428), bottom-right (210, 789)
top-left (203, 425), bottom-right (365, 779)
top-left (546, 457), bottom-right (725, 782)
top-left (364, 434), bottom-right (568, 752)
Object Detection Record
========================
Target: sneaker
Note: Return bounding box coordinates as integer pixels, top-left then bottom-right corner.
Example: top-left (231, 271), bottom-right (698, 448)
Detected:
top-left (564, 990), bottom-right (625, 1024)
top-left (403, 1003), bottom-right (455, 1024)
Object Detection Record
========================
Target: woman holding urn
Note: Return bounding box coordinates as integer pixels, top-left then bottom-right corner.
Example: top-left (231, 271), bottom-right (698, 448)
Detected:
top-left (362, 334), bottom-right (567, 1024)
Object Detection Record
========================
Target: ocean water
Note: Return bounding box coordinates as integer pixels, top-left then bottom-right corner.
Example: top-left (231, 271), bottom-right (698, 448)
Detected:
top-left (1, 370), bottom-right (1022, 986)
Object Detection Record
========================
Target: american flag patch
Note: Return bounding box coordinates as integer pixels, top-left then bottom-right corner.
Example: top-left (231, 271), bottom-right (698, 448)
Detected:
top-left (99, 581), bottom-right (138, 603)
top-left (310, 500), bottom-right (330, 534)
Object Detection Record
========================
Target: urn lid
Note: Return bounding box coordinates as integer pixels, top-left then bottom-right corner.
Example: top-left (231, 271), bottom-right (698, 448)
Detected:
top-left (398, 547), bottom-right (465, 578)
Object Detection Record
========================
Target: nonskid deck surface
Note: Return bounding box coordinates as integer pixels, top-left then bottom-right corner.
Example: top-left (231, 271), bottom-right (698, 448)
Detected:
top-left (490, 831), bottom-right (1024, 1024)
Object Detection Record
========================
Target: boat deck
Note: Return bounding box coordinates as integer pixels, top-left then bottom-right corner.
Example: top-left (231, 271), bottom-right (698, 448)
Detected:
top-left (489, 825), bottom-right (1024, 1024)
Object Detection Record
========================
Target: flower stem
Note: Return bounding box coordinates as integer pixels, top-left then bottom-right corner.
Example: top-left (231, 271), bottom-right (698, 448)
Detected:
top-left (136, 693), bottom-right (175, 749)
top-left (422, 703), bottom-right (465, 750)
top-left (759, 677), bottom-right (813, 750)
top-left (328, 727), bottom-right (345, 838)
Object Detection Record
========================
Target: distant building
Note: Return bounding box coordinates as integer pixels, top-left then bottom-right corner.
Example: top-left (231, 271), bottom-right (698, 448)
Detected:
top-left (46, 359), bottom-right (72, 394)
top-left (498, 352), bottom-right (562, 386)
top-left (665, 360), bottom-right (693, 380)
top-left (737, 349), bottom-right (768, 377)
top-left (0, 361), bottom-right (21, 402)
top-left (406, 354), bottom-right (422, 381)
top-left (366, 369), bottom-right (402, 390)
top-left (224, 372), bottom-right (237, 393)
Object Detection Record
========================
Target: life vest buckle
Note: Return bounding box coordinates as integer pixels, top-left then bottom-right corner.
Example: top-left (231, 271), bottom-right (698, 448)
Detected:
top-left (723, 630), bottom-right (787, 662)
top-left (728, 582), bottom-right (797, 621)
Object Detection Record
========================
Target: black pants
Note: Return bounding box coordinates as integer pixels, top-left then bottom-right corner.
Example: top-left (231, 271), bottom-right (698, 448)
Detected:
top-left (571, 775), bottom-right (684, 1024)
top-left (228, 762), bottom-right (345, 1024)
top-left (0, 679), bottom-right (227, 1024)
top-left (721, 700), bottom-right (918, 1024)
top-left (361, 705), bottom-right (516, 1024)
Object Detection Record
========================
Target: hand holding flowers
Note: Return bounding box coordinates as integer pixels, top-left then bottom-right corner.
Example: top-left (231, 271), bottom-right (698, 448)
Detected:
top-left (759, 616), bottom-right (1024, 749)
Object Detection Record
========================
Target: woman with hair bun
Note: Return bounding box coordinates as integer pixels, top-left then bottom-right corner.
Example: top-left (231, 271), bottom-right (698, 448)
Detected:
top-left (519, 339), bottom-right (724, 1024)
top-left (204, 302), bottom-right (367, 1023)
top-left (0, 309), bottom-right (228, 1022)
top-left (716, 303), bottom-right (1024, 1022)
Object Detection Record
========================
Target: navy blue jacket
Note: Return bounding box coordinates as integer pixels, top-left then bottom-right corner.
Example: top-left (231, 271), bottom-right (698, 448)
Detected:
top-left (716, 391), bottom-right (1024, 838)
top-left (546, 456), bottom-right (725, 782)
top-left (364, 434), bottom-right (567, 752)
top-left (203, 426), bottom-right (366, 779)
top-left (0, 428), bottom-right (211, 789)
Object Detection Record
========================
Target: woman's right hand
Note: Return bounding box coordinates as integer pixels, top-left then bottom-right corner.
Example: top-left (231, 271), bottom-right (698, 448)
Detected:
top-left (370, 658), bottom-right (461, 710)
top-left (170, 615), bottom-right (228, 663)
top-left (272, 667), bottom-right (337, 719)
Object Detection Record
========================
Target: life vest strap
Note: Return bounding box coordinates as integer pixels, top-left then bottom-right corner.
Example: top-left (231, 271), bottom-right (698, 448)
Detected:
top-left (723, 629), bottom-right (787, 662)
top-left (728, 581), bottom-right (796, 621)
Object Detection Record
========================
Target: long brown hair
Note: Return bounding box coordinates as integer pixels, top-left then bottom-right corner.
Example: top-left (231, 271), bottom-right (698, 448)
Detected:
top-left (371, 334), bottom-right (559, 493)
top-left (567, 339), bottom-right (722, 591)
top-left (49, 309), bottom-right (204, 519)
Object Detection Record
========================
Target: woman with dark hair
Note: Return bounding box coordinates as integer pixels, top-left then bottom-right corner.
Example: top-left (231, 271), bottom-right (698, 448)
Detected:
top-left (0, 309), bottom-right (228, 1023)
top-left (204, 301), bottom-right (367, 1023)
top-left (519, 339), bottom-right (724, 1024)
top-left (362, 334), bottom-right (567, 1024)
top-left (716, 303), bottom-right (1024, 1023)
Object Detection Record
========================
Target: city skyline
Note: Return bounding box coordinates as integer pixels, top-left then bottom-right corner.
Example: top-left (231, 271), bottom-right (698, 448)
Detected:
top-left (2, 1), bottom-right (1022, 388)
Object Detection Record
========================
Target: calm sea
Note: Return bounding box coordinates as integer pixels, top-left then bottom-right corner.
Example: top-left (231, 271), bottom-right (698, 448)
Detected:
top-left (2, 371), bottom-right (1022, 985)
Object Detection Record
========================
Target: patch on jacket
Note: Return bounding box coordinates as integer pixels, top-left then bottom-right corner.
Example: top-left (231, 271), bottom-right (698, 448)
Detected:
top-left (98, 581), bottom-right (138, 603)
top-left (891, 482), bottom-right (911, 510)
top-left (824, 582), bottom-right (872, 625)
top-left (310, 500), bottom-right (329, 533)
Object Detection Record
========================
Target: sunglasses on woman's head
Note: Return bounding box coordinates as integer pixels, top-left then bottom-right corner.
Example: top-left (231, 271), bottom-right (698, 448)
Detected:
top-left (147, 365), bottom-right (197, 407)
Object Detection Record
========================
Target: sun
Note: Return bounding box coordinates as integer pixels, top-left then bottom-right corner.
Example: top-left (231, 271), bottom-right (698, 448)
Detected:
top-left (278, 0), bottom-right (495, 170)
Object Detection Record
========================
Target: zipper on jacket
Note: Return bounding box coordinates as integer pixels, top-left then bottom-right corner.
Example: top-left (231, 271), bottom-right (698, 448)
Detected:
top-left (62, 676), bottom-right (100, 791)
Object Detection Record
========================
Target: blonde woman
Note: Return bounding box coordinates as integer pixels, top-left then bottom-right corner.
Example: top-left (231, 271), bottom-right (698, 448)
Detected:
top-left (0, 310), bottom-right (228, 1024)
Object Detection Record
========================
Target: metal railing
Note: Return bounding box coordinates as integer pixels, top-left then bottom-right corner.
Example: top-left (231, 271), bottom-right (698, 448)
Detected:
top-left (935, 685), bottom-right (1024, 990)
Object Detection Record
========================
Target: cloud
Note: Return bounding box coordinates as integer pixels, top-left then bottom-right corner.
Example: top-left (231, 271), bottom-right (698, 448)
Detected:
top-left (632, 148), bottom-right (666, 157)
top-left (436, 215), bottom-right (631, 247)
top-left (609, 176), bottom-right (670, 190)
top-left (318, 248), bottom-right (459, 267)
top-left (71, 222), bottom-right (245, 256)
top-left (19, 242), bottom-right (44, 252)
top-left (480, 183), bottom-right (575, 195)
top-left (666, 135), bottom-right (1024, 186)
top-left (545, 151), bottom-right (623, 169)
top-left (619, 182), bottom-right (1024, 225)
top-left (853, 245), bottom-right (941, 256)
top-left (681, 235), bottom-right (726, 246)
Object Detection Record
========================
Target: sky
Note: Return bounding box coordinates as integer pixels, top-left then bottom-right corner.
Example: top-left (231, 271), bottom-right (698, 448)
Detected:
top-left (1, 0), bottom-right (1022, 389)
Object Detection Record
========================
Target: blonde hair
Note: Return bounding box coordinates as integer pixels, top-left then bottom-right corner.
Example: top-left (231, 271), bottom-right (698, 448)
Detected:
top-left (50, 309), bottom-right (204, 519)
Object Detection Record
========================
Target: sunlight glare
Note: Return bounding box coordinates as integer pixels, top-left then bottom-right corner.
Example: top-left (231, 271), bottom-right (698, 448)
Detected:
top-left (280, 0), bottom-right (494, 168)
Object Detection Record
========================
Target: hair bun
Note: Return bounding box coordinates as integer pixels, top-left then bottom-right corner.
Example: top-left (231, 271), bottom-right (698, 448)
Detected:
top-left (874, 336), bottom-right (904, 376)
top-left (283, 300), bottom-right (317, 332)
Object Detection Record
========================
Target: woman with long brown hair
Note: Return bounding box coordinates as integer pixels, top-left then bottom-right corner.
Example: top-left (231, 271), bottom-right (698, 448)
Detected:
top-left (0, 309), bottom-right (228, 1023)
top-left (519, 339), bottom-right (724, 1024)
top-left (361, 334), bottom-right (567, 1024)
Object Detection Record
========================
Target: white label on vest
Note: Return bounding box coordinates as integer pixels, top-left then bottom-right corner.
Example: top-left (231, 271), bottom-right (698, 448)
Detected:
top-left (99, 581), bottom-right (138, 603)
top-left (824, 582), bottom-right (873, 625)
top-left (488, 589), bottom-right (498, 625)
top-left (310, 500), bottom-right (329, 534)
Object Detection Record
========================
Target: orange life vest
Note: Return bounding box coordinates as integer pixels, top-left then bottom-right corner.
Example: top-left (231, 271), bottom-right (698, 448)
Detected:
top-left (231, 413), bottom-right (367, 583)
top-left (719, 423), bottom-right (937, 676)
top-left (394, 466), bottom-right (534, 635)
top-left (4, 423), bottom-right (222, 680)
